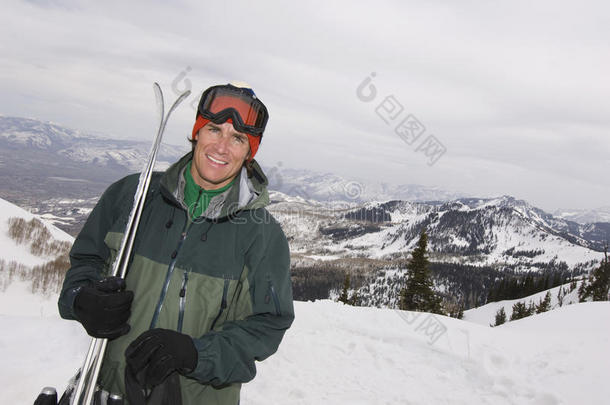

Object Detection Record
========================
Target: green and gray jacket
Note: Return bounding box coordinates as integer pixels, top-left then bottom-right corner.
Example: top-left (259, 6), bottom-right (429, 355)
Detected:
top-left (58, 152), bottom-right (294, 405)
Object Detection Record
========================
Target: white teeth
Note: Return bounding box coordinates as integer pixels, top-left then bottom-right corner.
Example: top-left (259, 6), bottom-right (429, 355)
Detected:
top-left (207, 155), bottom-right (228, 165)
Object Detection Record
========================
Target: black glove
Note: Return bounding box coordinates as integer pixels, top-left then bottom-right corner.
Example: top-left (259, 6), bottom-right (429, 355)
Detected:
top-left (125, 328), bottom-right (198, 388)
top-left (73, 276), bottom-right (134, 339)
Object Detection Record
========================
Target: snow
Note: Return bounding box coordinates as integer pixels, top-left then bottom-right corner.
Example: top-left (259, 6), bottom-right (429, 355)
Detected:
top-left (0, 198), bottom-right (72, 243)
top-left (0, 314), bottom-right (89, 404)
top-left (1, 291), bottom-right (609, 404)
top-left (0, 279), bottom-right (62, 317)
top-left (1, 198), bottom-right (609, 403)
top-left (463, 281), bottom-right (584, 327)
top-left (0, 198), bottom-right (73, 267)
top-left (303, 254), bottom-right (342, 261)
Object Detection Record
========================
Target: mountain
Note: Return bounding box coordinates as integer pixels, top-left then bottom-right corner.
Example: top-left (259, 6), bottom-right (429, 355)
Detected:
top-left (270, 192), bottom-right (607, 306)
top-left (262, 164), bottom-right (472, 203)
top-left (0, 116), bottom-right (189, 234)
top-left (0, 116), bottom-right (470, 234)
top-left (553, 206), bottom-right (610, 224)
top-left (0, 115), bottom-right (187, 171)
top-left (1, 116), bottom-right (607, 307)
top-left (270, 193), bottom-right (607, 266)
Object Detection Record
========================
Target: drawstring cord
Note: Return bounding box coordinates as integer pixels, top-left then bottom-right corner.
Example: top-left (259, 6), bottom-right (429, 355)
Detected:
top-left (165, 206), bottom-right (176, 229)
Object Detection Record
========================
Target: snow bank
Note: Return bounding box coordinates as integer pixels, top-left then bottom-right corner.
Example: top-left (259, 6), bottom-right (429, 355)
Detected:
top-left (463, 281), bottom-right (583, 326)
top-left (2, 299), bottom-right (608, 404)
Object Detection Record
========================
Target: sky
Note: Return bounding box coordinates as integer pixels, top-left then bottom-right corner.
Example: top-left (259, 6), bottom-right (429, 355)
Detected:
top-left (1, 0), bottom-right (608, 212)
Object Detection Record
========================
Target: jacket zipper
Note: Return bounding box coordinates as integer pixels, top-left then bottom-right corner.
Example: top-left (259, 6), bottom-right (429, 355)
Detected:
top-left (210, 278), bottom-right (230, 330)
top-left (150, 190), bottom-right (203, 329)
top-left (269, 281), bottom-right (282, 316)
top-left (177, 270), bottom-right (189, 332)
top-left (149, 220), bottom-right (191, 329)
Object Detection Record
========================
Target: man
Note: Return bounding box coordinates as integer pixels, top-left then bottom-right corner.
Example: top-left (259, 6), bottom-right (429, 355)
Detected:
top-left (58, 83), bottom-right (294, 404)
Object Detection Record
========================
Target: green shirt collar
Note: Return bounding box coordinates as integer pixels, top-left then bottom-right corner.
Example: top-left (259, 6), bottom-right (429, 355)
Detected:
top-left (184, 160), bottom-right (235, 219)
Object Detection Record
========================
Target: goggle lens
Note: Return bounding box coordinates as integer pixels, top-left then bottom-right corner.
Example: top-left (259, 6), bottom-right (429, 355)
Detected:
top-left (198, 85), bottom-right (268, 136)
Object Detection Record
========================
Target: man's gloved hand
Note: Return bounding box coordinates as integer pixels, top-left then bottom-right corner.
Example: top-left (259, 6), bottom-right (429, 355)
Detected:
top-left (73, 276), bottom-right (134, 339)
top-left (125, 328), bottom-right (198, 388)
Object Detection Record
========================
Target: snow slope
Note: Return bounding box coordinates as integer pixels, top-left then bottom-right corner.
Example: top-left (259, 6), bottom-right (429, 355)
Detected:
top-left (2, 197), bottom-right (608, 403)
top-left (1, 298), bottom-right (608, 404)
top-left (463, 281), bottom-right (584, 327)
top-left (0, 197), bottom-right (72, 267)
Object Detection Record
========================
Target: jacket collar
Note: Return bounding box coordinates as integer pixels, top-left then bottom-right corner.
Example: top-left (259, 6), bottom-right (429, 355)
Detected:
top-left (160, 152), bottom-right (269, 220)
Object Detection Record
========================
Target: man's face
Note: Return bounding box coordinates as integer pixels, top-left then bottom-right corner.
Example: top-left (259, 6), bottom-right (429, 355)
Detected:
top-left (190, 121), bottom-right (250, 190)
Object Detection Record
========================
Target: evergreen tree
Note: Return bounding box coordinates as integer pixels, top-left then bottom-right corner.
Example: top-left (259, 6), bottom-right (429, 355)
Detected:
top-left (578, 253), bottom-right (610, 302)
top-left (590, 245), bottom-right (609, 301)
top-left (527, 300), bottom-right (536, 315)
top-left (348, 291), bottom-right (360, 306)
top-left (578, 279), bottom-right (588, 303)
top-left (510, 301), bottom-right (531, 321)
top-left (398, 229), bottom-right (442, 313)
top-left (338, 273), bottom-right (350, 304)
top-left (536, 291), bottom-right (551, 313)
top-left (557, 285), bottom-right (565, 307)
top-left (494, 307), bottom-right (506, 326)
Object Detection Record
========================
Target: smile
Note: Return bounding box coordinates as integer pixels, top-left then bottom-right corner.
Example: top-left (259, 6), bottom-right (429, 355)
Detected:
top-left (206, 154), bottom-right (228, 165)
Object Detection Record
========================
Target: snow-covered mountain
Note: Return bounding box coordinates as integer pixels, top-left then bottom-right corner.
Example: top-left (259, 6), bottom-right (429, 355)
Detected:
top-left (269, 192), bottom-right (606, 270)
top-left (262, 164), bottom-right (471, 204)
top-left (0, 116), bottom-right (471, 235)
top-left (0, 115), bottom-right (187, 171)
top-left (553, 206), bottom-right (610, 224)
top-left (1, 116), bottom-right (607, 307)
top-left (269, 191), bottom-right (608, 307)
top-left (0, 116), bottom-right (190, 234)
top-left (1, 116), bottom-right (467, 204)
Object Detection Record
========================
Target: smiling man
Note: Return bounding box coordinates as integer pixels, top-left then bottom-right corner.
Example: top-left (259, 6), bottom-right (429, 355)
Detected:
top-left (58, 83), bottom-right (294, 405)
top-left (191, 120), bottom-right (250, 189)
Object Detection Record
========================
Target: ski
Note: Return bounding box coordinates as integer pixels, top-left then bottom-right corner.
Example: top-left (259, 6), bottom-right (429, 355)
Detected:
top-left (34, 83), bottom-right (191, 405)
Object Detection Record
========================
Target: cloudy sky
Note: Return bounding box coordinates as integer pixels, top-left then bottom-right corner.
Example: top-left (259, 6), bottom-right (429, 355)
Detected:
top-left (1, 0), bottom-right (608, 212)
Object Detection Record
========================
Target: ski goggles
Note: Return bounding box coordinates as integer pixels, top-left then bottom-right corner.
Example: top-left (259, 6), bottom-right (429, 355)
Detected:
top-left (197, 84), bottom-right (269, 136)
